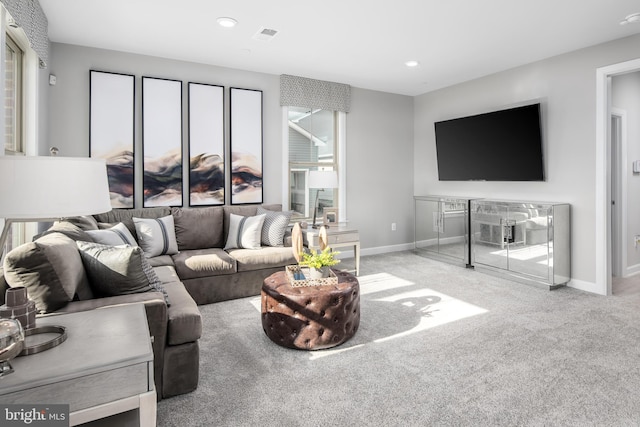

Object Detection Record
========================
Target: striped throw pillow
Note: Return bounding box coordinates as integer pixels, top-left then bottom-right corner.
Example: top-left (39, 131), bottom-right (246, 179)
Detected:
top-left (86, 222), bottom-right (138, 246)
top-left (133, 215), bottom-right (179, 258)
top-left (224, 214), bottom-right (266, 250)
top-left (257, 207), bottom-right (292, 246)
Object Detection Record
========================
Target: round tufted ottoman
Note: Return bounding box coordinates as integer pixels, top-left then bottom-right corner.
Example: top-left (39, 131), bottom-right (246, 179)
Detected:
top-left (261, 270), bottom-right (360, 350)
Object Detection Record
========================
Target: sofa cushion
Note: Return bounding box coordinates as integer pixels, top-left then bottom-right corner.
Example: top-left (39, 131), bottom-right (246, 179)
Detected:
top-left (257, 206), bottom-right (292, 247)
top-left (224, 213), bottom-right (266, 250)
top-left (94, 207), bottom-right (171, 237)
top-left (163, 281), bottom-right (202, 345)
top-left (61, 215), bottom-right (100, 231)
top-left (172, 206), bottom-right (224, 250)
top-left (87, 222), bottom-right (138, 246)
top-left (172, 248), bottom-right (236, 280)
top-left (227, 246), bottom-right (297, 272)
top-left (148, 255), bottom-right (175, 268)
top-left (133, 215), bottom-right (179, 258)
top-left (3, 233), bottom-right (93, 313)
top-left (38, 221), bottom-right (95, 242)
top-left (76, 241), bottom-right (169, 304)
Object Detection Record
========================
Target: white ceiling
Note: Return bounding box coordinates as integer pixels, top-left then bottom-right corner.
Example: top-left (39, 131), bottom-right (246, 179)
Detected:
top-left (39, 0), bottom-right (640, 96)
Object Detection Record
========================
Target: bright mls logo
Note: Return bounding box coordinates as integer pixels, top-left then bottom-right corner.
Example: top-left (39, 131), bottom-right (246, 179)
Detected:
top-left (1, 405), bottom-right (69, 426)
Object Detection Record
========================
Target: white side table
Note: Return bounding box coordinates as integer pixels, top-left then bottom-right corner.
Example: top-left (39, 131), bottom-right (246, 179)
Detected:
top-left (0, 304), bottom-right (156, 427)
top-left (303, 226), bottom-right (360, 276)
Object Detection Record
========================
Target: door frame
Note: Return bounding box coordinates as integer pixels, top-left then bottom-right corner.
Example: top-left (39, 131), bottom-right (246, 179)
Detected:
top-left (610, 108), bottom-right (627, 279)
top-left (595, 58), bottom-right (640, 295)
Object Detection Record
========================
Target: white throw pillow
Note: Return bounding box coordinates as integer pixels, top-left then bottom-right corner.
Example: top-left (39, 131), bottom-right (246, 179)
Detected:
top-left (133, 215), bottom-right (179, 258)
top-left (86, 222), bottom-right (138, 247)
top-left (224, 213), bottom-right (266, 250)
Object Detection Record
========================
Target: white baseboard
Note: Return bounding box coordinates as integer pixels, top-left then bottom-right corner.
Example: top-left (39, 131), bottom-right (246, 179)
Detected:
top-left (624, 263), bottom-right (640, 277)
top-left (567, 278), bottom-right (603, 295)
top-left (334, 242), bottom-right (414, 260)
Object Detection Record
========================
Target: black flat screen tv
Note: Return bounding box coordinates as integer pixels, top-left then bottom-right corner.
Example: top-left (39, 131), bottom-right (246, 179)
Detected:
top-left (434, 103), bottom-right (544, 181)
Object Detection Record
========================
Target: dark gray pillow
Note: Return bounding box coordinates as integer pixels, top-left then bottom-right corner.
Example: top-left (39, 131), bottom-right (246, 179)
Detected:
top-left (76, 241), bottom-right (169, 305)
top-left (257, 206), bottom-right (292, 246)
top-left (3, 233), bottom-right (93, 313)
top-left (172, 206), bottom-right (224, 250)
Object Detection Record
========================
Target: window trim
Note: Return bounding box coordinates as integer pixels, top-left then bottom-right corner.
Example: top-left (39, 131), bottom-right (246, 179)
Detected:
top-left (4, 32), bottom-right (23, 155)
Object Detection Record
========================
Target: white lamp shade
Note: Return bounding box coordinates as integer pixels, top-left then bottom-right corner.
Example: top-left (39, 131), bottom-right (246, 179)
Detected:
top-left (0, 156), bottom-right (111, 219)
top-left (308, 170), bottom-right (338, 189)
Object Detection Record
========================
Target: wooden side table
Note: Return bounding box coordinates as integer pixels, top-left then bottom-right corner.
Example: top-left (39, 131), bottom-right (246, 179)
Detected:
top-left (303, 226), bottom-right (360, 276)
top-left (0, 304), bottom-right (156, 427)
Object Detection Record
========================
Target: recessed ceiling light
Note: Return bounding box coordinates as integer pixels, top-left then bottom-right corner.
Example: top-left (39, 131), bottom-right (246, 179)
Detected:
top-left (405, 60), bottom-right (420, 68)
top-left (217, 17), bottom-right (238, 28)
top-left (620, 12), bottom-right (640, 25)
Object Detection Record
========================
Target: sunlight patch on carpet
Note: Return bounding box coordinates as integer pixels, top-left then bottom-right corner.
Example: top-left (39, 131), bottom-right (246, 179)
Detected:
top-left (371, 286), bottom-right (488, 343)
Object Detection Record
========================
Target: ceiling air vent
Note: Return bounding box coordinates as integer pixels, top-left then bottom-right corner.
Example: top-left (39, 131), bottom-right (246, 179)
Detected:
top-left (253, 27), bottom-right (279, 42)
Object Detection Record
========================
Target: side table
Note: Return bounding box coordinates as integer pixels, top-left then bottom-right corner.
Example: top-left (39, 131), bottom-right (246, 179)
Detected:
top-left (303, 225), bottom-right (360, 275)
top-left (0, 304), bottom-right (156, 427)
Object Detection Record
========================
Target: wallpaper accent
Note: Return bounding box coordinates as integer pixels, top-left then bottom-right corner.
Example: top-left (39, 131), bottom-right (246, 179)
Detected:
top-left (1, 0), bottom-right (49, 67)
top-left (280, 74), bottom-right (351, 113)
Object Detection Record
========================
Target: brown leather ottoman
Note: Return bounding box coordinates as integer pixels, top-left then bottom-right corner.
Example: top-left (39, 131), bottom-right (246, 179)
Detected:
top-left (261, 270), bottom-right (360, 350)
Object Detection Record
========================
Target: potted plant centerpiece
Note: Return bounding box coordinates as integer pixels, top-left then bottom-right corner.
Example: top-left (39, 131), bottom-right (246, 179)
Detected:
top-left (299, 247), bottom-right (340, 279)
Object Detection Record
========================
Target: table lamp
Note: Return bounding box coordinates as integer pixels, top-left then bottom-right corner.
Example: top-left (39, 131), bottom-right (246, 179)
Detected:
top-left (0, 156), bottom-right (112, 259)
top-left (308, 170), bottom-right (338, 229)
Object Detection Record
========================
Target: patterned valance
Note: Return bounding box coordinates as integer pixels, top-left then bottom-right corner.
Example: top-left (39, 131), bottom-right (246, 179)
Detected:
top-left (280, 74), bottom-right (351, 113)
top-left (1, 0), bottom-right (49, 68)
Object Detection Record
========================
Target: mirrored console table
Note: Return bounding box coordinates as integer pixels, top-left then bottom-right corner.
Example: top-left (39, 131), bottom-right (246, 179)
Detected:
top-left (414, 196), bottom-right (571, 290)
top-left (414, 196), bottom-right (475, 267)
top-left (471, 199), bottom-right (570, 289)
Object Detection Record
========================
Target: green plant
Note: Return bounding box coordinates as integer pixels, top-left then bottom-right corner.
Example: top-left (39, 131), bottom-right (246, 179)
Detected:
top-left (299, 247), bottom-right (340, 269)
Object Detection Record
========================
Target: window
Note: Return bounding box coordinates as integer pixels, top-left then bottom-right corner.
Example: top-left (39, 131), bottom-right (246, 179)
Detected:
top-left (287, 107), bottom-right (339, 221)
top-left (4, 33), bottom-right (23, 155)
top-left (2, 32), bottom-right (25, 257)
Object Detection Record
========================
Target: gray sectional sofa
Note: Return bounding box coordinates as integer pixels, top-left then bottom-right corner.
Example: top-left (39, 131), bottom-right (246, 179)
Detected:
top-left (0, 204), bottom-right (296, 400)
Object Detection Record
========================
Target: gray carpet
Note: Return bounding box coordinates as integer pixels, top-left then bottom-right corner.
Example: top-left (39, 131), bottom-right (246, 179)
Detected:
top-left (157, 251), bottom-right (640, 426)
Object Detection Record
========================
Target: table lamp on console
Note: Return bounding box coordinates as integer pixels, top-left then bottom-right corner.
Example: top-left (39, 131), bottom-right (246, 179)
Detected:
top-left (308, 170), bottom-right (338, 229)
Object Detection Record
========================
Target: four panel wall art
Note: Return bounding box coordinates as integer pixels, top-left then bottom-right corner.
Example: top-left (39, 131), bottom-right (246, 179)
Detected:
top-left (90, 70), bottom-right (263, 208)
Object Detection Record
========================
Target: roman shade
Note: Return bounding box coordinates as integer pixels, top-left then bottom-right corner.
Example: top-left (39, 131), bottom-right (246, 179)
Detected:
top-left (1, 0), bottom-right (49, 67)
top-left (280, 74), bottom-right (351, 113)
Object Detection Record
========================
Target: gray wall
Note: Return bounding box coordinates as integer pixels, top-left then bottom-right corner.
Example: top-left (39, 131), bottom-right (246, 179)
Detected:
top-left (612, 71), bottom-right (640, 275)
top-left (414, 33), bottom-right (640, 289)
top-left (347, 88), bottom-right (414, 252)
top-left (46, 43), bottom-right (415, 253)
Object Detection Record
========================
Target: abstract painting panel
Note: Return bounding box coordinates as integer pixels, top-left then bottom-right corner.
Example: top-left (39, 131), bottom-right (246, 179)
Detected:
top-left (142, 77), bottom-right (183, 207)
top-left (230, 88), bottom-right (263, 204)
top-left (188, 83), bottom-right (224, 206)
top-left (89, 70), bottom-right (135, 208)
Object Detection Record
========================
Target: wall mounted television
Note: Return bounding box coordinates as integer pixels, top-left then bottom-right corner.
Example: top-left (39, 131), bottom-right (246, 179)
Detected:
top-left (434, 103), bottom-right (544, 181)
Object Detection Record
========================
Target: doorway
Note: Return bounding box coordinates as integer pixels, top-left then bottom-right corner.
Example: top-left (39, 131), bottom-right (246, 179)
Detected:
top-left (596, 58), bottom-right (640, 296)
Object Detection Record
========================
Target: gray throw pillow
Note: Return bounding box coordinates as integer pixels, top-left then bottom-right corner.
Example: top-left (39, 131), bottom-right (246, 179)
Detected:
top-left (133, 215), bottom-right (179, 258)
top-left (3, 233), bottom-right (93, 313)
top-left (257, 206), bottom-right (292, 247)
top-left (76, 241), bottom-right (169, 305)
top-left (224, 214), bottom-right (266, 250)
top-left (87, 222), bottom-right (138, 246)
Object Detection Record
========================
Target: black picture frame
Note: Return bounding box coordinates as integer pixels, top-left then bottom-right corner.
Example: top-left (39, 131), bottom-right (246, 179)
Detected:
top-left (142, 76), bottom-right (183, 207)
top-left (89, 70), bottom-right (135, 208)
top-left (188, 82), bottom-right (225, 206)
top-left (230, 87), bottom-right (263, 205)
